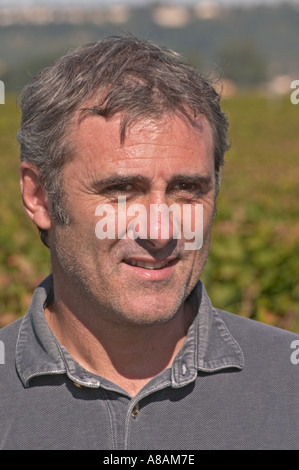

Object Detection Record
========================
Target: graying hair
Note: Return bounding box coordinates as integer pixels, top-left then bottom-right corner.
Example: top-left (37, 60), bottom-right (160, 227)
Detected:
top-left (17, 35), bottom-right (230, 247)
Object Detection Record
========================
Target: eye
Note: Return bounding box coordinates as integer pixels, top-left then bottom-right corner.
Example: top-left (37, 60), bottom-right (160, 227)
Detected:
top-left (175, 182), bottom-right (197, 191)
top-left (106, 183), bottom-right (135, 194)
top-left (171, 182), bottom-right (199, 194)
top-left (168, 180), bottom-right (205, 201)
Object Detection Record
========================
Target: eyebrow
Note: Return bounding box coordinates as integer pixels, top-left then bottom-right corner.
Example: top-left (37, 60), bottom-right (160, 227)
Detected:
top-left (91, 174), bottom-right (149, 191)
top-left (168, 174), bottom-right (213, 187)
top-left (91, 173), bottom-right (213, 191)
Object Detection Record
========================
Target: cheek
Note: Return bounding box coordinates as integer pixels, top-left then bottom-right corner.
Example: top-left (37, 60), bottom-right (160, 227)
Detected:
top-left (180, 198), bottom-right (214, 247)
top-left (178, 205), bottom-right (202, 251)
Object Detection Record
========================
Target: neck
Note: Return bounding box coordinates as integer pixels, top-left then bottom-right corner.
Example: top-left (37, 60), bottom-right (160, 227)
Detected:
top-left (45, 289), bottom-right (194, 397)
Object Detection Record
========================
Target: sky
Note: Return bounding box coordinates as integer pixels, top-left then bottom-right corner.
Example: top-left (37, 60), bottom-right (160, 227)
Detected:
top-left (0, 0), bottom-right (293, 7)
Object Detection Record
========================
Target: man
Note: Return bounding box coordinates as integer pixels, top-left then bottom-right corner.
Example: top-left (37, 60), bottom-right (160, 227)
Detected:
top-left (0, 36), bottom-right (298, 450)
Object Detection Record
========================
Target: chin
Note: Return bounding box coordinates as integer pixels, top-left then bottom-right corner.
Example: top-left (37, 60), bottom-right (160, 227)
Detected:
top-left (114, 298), bottom-right (183, 327)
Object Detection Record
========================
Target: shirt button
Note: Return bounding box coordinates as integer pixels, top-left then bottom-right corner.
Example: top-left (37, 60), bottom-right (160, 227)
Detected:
top-left (73, 382), bottom-right (83, 388)
top-left (131, 403), bottom-right (139, 418)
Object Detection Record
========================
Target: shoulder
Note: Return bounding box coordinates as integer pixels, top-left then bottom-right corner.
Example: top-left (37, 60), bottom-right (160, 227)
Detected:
top-left (0, 318), bottom-right (23, 381)
top-left (0, 318), bottom-right (23, 350)
top-left (215, 308), bottom-right (299, 376)
top-left (216, 308), bottom-right (299, 342)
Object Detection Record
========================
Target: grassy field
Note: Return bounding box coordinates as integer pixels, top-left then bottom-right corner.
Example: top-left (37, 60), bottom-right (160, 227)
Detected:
top-left (1, 92), bottom-right (299, 332)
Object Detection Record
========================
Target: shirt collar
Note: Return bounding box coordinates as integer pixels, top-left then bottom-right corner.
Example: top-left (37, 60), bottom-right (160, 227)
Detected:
top-left (16, 275), bottom-right (244, 389)
top-left (16, 275), bottom-right (101, 388)
top-left (171, 281), bottom-right (244, 387)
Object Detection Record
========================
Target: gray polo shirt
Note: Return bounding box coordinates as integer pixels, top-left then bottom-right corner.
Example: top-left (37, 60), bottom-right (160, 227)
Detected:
top-left (0, 275), bottom-right (298, 450)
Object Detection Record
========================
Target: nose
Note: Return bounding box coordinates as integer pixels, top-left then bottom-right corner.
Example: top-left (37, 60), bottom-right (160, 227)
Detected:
top-left (138, 193), bottom-right (181, 250)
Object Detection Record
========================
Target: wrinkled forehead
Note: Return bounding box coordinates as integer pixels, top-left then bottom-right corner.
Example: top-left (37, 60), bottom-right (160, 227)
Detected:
top-left (60, 110), bottom-right (216, 195)
top-left (71, 100), bottom-right (213, 146)
top-left (68, 107), bottom-right (214, 163)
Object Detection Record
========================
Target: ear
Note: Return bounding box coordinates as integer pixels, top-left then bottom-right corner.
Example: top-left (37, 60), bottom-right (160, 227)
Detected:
top-left (20, 162), bottom-right (52, 231)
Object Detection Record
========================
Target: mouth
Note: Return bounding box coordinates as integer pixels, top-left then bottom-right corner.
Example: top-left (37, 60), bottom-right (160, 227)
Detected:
top-left (122, 258), bottom-right (177, 270)
top-left (122, 257), bottom-right (179, 280)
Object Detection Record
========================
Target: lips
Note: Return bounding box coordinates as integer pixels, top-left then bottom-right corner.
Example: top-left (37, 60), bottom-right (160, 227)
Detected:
top-left (122, 256), bottom-right (179, 270)
top-left (123, 259), bottom-right (174, 270)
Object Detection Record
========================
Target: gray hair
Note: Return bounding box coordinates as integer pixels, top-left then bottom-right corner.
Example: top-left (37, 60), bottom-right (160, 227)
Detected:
top-left (17, 35), bottom-right (230, 247)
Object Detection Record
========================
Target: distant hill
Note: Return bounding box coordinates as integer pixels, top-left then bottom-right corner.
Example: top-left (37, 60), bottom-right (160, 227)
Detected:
top-left (0, 3), bottom-right (298, 92)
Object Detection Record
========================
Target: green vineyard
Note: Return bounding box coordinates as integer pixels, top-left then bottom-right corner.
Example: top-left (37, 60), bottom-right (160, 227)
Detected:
top-left (1, 92), bottom-right (299, 332)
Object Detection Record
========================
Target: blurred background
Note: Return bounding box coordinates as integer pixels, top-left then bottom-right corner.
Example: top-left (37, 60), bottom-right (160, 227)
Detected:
top-left (0, 0), bottom-right (299, 331)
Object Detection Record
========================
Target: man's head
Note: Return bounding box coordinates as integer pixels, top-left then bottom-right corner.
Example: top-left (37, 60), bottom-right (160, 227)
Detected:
top-left (17, 35), bottom-right (229, 247)
top-left (18, 36), bottom-right (230, 327)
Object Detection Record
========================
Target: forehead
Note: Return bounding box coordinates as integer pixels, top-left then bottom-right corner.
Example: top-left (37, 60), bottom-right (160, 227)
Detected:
top-left (68, 111), bottom-right (214, 176)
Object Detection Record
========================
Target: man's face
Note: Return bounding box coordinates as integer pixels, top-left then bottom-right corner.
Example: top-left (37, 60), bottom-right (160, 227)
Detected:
top-left (49, 112), bottom-right (216, 326)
